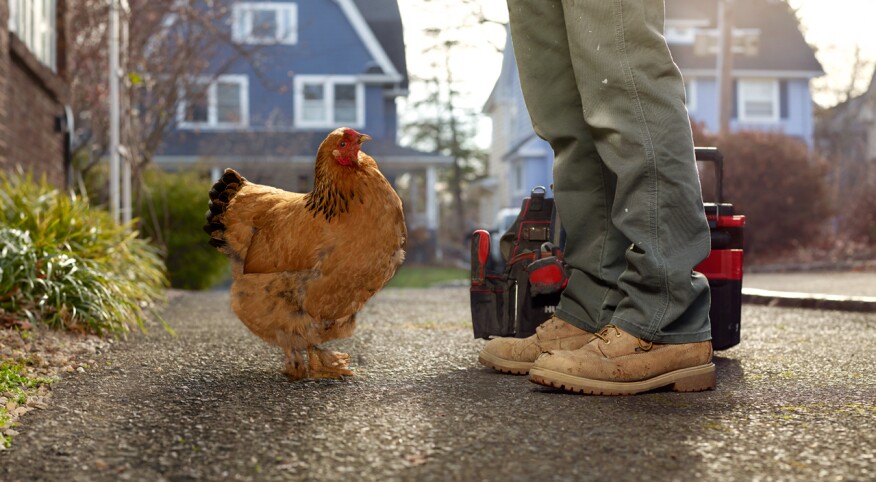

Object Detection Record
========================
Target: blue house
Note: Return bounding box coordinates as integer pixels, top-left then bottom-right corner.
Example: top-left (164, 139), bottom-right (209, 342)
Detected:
top-left (153, 0), bottom-right (451, 258)
top-left (478, 0), bottom-right (823, 229)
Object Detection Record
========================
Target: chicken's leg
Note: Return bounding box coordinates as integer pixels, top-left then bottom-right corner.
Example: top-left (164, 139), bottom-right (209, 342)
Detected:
top-left (283, 349), bottom-right (308, 380)
top-left (279, 333), bottom-right (309, 380)
top-left (307, 346), bottom-right (353, 378)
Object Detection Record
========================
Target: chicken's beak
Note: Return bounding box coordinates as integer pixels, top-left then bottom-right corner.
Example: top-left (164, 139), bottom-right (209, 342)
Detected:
top-left (358, 134), bottom-right (372, 145)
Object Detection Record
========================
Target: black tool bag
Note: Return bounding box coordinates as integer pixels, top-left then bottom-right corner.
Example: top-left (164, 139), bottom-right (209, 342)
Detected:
top-left (470, 148), bottom-right (745, 350)
top-left (470, 187), bottom-right (567, 339)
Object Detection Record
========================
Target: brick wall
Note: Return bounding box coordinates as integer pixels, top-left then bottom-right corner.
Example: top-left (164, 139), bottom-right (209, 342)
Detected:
top-left (0, 0), bottom-right (70, 189)
top-left (0, 1), bottom-right (10, 167)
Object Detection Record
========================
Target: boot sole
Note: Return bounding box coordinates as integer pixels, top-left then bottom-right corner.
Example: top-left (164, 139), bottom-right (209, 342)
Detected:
top-left (529, 363), bottom-right (716, 395)
top-left (478, 350), bottom-right (533, 375)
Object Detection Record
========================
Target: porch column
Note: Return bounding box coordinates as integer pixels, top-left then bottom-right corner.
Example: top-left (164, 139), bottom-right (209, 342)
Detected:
top-left (210, 166), bottom-right (222, 182)
top-left (426, 166), bottom-right (441, 260)
top-left (425, 166), bottom-right (438, 231)
top-left (409, 173), bottom-right (420, 213)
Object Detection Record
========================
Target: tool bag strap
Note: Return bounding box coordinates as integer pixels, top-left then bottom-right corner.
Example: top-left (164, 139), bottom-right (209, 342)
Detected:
top-left (498, 186), bottom-right (554, 265)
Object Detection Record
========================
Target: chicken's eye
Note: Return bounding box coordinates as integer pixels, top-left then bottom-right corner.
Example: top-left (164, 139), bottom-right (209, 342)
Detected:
top-left (340, 142), bottom-right (347, 148)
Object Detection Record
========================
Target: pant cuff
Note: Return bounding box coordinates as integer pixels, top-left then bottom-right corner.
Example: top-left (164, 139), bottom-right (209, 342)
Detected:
top-left (611, 316), bottom-right (712, 344)
top-left (555, 307), bottom-right (601, 334)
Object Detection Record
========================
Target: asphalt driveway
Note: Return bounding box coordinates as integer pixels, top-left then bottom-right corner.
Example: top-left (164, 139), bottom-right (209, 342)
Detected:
top-left (1, 287), bottom-right (874, 481)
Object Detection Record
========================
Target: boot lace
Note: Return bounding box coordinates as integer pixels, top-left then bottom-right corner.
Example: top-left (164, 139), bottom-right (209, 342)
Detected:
top-left (593, 325), bottom-right (622, 344)
top-left (593, 324), bottom-right (653, 351)
top-left (535, 316), bottom-right (564, 337)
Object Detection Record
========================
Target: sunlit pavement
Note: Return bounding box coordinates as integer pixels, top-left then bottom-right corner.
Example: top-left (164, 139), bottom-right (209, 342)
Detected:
top-left (1, 286), bottom-right (874, 481)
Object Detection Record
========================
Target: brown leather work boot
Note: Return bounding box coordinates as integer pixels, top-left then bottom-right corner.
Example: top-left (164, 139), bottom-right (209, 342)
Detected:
top-left (478, 316), bottom-right (596, 375)
top-left (529, 324), bottom-right (715, 395)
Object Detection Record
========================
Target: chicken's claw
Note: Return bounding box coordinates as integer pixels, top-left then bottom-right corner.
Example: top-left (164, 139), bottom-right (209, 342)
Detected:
top-left (308, 349), bottom-right (353, 379)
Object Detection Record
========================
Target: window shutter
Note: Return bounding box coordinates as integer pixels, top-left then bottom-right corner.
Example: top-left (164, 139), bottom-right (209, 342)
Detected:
top-left (780, 80), bottom-right (789, 119)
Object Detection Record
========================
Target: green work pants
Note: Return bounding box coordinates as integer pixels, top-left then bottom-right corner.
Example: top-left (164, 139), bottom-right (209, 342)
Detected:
top-left (507, 0), bottom-right (712, 343)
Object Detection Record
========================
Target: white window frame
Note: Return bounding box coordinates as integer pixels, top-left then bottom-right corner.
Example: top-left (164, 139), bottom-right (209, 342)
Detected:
top-left (738, 78), bottom-right (780, 123)
top-left (9, 0), bottom-right (57, 71)
top-left (665, 26), bottom-right (696, 45)
top-left (664, 19), bottom-right (707, 45)
top-left (177, 75), bottom-right (250, 130)
top-left (294, 75), bottom-right (365, 129)
top-left (232, 2), bottom-right (298, 45)
top-left (513, 161), bottom-right (525, 196)
top-left (684, 78), bottom-right (697, 113)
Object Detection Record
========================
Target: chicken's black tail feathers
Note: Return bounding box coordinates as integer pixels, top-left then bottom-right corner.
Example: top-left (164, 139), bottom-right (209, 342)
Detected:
top-left (203, 169), bottom-right (246, 248)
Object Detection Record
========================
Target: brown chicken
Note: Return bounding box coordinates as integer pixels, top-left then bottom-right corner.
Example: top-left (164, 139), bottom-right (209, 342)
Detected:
top-left (203, 128), bottom-right (406, 380)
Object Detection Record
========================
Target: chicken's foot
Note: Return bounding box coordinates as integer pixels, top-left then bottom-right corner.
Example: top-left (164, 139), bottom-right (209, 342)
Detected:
top-left (307, 346), bottom-right (353, 378)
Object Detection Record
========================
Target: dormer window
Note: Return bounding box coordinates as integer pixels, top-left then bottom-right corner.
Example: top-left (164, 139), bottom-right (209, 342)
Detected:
top-left (232, 2), bottom-right (298, 45)
top-left (665, 19), bottom-right (708, 45)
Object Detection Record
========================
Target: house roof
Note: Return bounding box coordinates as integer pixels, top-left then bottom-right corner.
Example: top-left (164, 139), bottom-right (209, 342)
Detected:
top-left (155, 130), bottom-right (451, 169)
top-left (350, 0), bottom-right (408, 89)
top-left (483, 25), bottom-right (514, 113)
top-left (665, 0), bottom-right (823, 76)
top-left (819, 70), bottom-right (876, 129)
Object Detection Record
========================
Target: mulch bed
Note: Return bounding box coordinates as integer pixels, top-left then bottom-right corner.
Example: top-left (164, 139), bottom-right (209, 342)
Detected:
top-left (0, 321), bottom-right (114, 449)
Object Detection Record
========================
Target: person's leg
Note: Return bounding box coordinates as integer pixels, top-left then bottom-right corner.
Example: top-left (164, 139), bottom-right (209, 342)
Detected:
top-left (560, 0), bottom-right (712, 343)
top-left (478, 0), bottom-right (627, 375)
top-left (527, 0), bottom-right (715, 394)
top-left (506, 0), bottom-right (628, 333)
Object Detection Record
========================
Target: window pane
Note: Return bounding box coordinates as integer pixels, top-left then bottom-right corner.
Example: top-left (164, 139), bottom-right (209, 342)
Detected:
top-left (302, 83), bottom-right (326, 122)
top-left (742, 80), bottom-right (776, 120)
top-left (11, 0), bottom-right (56, 70)
top-left (334, 84), bottom-right (357, 123)
top-left (304, 84), bottom-right (324, 101)
top-left (515, 163), bottom-right (523, 191)
top-left (303, 102), bottom-right (326, 122)
top-left (746, 82), bottom-right (773, 100)
top-left (185, 95), bottom-right (209, 123)
top-left (217, 81), bottom-right (242, 124)
top-left (184, 81), bottom-right (209, 123)
top-left (251, 9), bottom-right (278, 40)
top-left (745, 101), bottom-right (774, 118)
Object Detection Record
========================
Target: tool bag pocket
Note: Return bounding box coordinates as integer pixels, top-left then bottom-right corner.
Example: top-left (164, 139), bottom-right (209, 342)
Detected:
top-left (526, 255), bottom-right (568, 296)
top-left (470, 187), bottom-right (566, 339)
top-left (507, 257), bottom-right (562, 338)
top-left (470, 275), bottom-right (512, 339)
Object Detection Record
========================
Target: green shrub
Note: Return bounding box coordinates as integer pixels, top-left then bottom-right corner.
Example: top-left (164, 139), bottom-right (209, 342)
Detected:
top-left (0, 172), bottom-right (167, 335)
top-left (137, 168), bottom-right (228, 290)
top-left (692, 128), bottom-right (832, 261)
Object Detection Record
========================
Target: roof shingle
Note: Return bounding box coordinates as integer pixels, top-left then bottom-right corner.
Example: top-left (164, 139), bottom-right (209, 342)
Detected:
top-left (665, 0), bottom-right (822, 75)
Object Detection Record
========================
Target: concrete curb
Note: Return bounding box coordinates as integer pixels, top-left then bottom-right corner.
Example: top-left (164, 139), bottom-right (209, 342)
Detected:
top-left (742, 288), bottom-right (876, 313)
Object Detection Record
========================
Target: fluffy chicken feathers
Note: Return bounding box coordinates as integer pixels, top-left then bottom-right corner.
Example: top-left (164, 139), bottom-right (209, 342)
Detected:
top-left (204, 128), bottom-right (406, 379)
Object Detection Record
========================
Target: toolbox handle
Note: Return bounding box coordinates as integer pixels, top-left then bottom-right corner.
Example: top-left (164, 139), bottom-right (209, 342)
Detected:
top-left (695, 147), bottom-right (724, 214)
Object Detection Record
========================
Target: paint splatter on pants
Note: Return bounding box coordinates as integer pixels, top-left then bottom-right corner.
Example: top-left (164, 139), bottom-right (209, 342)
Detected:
top-left (506, 0), bottom-right (712, 343)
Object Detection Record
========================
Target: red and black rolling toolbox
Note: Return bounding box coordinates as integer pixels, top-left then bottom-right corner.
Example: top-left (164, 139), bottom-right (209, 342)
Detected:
top-left (694, 147), bottom-right (745, 350)
top-left (470, 147), bottom-right (745, 350)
